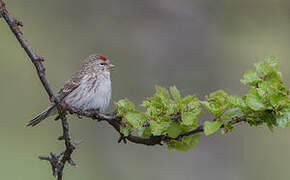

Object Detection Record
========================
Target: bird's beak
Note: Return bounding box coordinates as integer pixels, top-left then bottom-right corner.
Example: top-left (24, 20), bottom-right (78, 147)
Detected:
top-left (106, 64), bottom-right (114, 69)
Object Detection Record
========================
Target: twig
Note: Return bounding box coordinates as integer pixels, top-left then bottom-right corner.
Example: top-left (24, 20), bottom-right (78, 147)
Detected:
top-left (0, 1), bottom-right (76, 179)
top-left (69, 109), bottom-right (246, 146)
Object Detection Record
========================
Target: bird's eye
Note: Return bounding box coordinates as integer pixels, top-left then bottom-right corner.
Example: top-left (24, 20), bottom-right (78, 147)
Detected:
top-left (99, 63), bottom-right (106, 66)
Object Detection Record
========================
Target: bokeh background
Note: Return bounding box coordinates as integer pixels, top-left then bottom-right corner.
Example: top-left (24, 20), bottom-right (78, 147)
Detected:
top-left (1, 1), bottom-right (290, 180)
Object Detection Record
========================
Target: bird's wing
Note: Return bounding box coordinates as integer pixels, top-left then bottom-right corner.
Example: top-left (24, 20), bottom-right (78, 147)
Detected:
top-left (57, 71), bottom-right (83, 100)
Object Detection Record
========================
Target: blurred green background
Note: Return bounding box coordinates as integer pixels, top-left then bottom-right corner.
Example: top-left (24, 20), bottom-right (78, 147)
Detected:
top-left (1, 0), bottom-right (290, 180)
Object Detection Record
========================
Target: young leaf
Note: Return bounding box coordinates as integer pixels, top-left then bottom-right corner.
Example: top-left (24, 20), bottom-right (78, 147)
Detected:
top-left (246, 87), bottom-right (265, 111)
top-left (203, 121), bottom-right (222, 136)
top-left (228, 96), bottom-right (247, 110)
top-left (241, 70), bottom-right (261, 86)
top-left (125, 111), bottom-right (145, 128)
top-left (201, 101), bottom-right (223, 115)
top-left (270, 93), bottom-right (286, 107)
top-left (210, 90), bottom-right (228, 105)
top-left (115, 99), bottom-right (135, 116)
top-left (170, 86), bottom-right (181, 102)
top-left (221, 107), bottom-right (243, 120)
top-left (149, 120), bottom-right (170, 136)
top-left (155, 86), bottom-right (171, 101)
top-left (181, 111), bottom-right (198, 128)
top-left (167, 133), bottom-right (201, 151)
top-left (276, 109), bottom-right (290, 128)
top-left (181, 95), bottom-right (201, 113)
top-left (120, 125), bottom-right (133, 137)
top-left (166, 122), bottom-right (182, 138)
top-left (255, 56), bottom-right (279, 76)
top-left (201, 90), bottom-right (229, 116)
top-left (138, 127), bottom-right (151, 137)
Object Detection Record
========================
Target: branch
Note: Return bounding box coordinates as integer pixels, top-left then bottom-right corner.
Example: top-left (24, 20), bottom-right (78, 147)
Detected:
top-left (70, 109), bottom-right (246, 146)
top-left (0, 1), bottom-right (77, 179)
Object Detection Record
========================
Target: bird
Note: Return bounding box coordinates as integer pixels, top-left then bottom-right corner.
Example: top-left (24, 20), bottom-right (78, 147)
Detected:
top-left (27, 53), bottom-right (114, 126)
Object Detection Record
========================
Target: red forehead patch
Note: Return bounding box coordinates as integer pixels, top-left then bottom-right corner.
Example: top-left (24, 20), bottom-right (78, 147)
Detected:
top-left (98, 54), bottom-right (107, 61)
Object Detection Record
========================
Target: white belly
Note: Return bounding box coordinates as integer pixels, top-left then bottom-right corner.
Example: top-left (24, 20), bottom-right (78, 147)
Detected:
top-left (64, 73), bottom-right (111, 112)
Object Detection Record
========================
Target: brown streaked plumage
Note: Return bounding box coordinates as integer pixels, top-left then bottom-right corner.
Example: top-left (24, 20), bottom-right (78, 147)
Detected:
top-left (27, 54), bottom-right (114, 126)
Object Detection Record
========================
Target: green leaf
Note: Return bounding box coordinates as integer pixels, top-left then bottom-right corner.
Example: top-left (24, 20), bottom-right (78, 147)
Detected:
top-left (228, 96), bottom-right (247, 110)
top-left (209, 90), bottom-right (228, 105)
top-left (182, 95), bottom-right (198, 104)
top-left (138, 127), bottom-right (151, 137)
top-left (166, 122), bottom-right (182, 138)
top-left (276, 109), bottom-right (290, 127)
top-left (125, 111), bottom-right (145, 128)
top-left (167, 133), bottom-right (201, 151)
top-left (270, 93), bottom-right (286, 107)
top-left (170, 86), bottom-right (181, 102)
top-left (155, 86), bottom-right (171, 102)
top-left (266, 71), bottom-right (282, 82)
top-left (255, 56), bottom-right (279, 76)
top-left (148, 120), bottom-right (162, 136)
top-left (246, 87), bottom-right (265, 111)
top-left (120, 125), bottom-right (133, 136)
top-left (181, 112), bottom-right (198, 127)
top-left (259, 111), bottom-right (275, 132)
top-left (203, 121), bottom-right (222, 136)
top-left (222, 121), bottom-right (235, 134)
top-left (221, 107), bottom-right (243, 120)
top-left (201, 90), bottom-right (229, 115)
top-left (140, 100), bottom-right (151, 108)
top-left (241, 69), bottom-right (261, 85)
top-left (181, 95), bottom-right (201, 113)
top-left (201, 101), bottom-right (223, 115)
top-left (115, 99), bottom-right (135, 116)
top-left (149, 120), bottom-right (170, 136)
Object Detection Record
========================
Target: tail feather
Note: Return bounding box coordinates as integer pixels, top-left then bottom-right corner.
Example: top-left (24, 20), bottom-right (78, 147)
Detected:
top-left (27, 104), bottom-right (57, 126)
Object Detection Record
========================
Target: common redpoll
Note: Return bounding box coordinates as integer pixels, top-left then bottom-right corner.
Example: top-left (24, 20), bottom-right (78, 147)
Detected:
top-left (28, 54), bottom-right (114, 126)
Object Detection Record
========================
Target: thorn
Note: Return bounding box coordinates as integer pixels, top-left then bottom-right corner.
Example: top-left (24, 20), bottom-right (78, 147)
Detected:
top-left (39, 156), bottom-right (50, 161)
top-left (68, 159), bottom-right (77, 167)
top-left (0, 1), bottom-right (6, 11)
top-left (54, 115), bottom-right (60, 121)
top-left (58, 136), bottom-right (64, 140)
top-left (36, 56), bottom-right (44, 62)
top-left (0, 1), bottom-right (5, 7)
top-left (73, 139), bottom-right (83, 146)
top-left (71, 139), bottom-right (83, 149)
top-left (118, 136), bottom-right (122, 143)
top-left (14, 19), bottom-right (23, 27)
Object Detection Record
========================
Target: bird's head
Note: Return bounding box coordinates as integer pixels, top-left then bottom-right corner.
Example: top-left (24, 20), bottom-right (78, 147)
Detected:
top-left (83, 53), bottom-right (114, 73)
top-left (96, 54), bottom-right (114, 71)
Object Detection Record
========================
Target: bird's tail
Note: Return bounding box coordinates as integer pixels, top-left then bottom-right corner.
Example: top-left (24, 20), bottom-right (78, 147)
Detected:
top-left (27, 104), bottom-right (57, 126)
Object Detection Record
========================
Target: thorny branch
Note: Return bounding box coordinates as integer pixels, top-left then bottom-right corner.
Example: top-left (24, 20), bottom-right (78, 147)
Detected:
top-left (0, 1), bottom-right (247, 179)
top-left (0, 1), bottom-right (77, 180)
